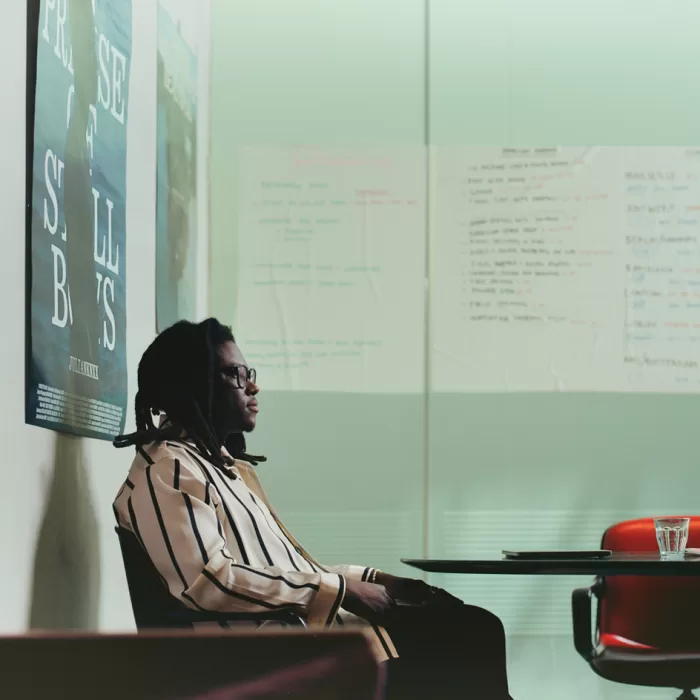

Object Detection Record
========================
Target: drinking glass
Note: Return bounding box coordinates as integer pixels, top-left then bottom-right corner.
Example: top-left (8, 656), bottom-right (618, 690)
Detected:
top-left (654, 517), bottom-right (690, 559)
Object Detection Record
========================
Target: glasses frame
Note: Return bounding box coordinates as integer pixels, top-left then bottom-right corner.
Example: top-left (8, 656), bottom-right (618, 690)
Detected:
top-left (224, 364), bottom-right (257, 389)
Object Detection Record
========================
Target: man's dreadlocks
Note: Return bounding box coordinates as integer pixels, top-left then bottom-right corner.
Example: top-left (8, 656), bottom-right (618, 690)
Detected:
top-left (113, 318), bottom-right (265, 467)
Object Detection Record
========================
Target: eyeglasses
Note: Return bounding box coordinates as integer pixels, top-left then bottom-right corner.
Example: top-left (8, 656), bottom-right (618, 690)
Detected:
top-left (222, 365), bottom-right (257, 389)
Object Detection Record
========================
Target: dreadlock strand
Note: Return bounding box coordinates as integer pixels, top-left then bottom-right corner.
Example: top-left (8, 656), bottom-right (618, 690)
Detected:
top-left (224, 433), bottom-right (267, 467)
top-left (185, 396), bottom-right (226, 467)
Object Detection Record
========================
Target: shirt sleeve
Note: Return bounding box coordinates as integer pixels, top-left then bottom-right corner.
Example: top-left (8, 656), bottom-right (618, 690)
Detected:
top-left (123, 456), bottom-right (345, 626)
top-left (324, 565), bottom-right (378, 582)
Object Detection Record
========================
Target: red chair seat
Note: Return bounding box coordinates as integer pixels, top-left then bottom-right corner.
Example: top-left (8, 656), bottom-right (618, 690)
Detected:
top-left (599, 633), bottom-right (655, 650)
top-left (591, 647), bottom-right (700, 689)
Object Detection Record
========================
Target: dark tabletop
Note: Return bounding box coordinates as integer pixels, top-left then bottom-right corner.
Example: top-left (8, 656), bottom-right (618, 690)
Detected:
top-left (402, 553), bottom-right (700, 576)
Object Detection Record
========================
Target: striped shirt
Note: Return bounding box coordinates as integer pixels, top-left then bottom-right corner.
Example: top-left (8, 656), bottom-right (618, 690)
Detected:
top-left (113, 438), bottom-right (397, 661)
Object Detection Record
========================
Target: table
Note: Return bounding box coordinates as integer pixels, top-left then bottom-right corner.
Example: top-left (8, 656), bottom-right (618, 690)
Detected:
top-left (403, 554), bottom-right (700, 694)
top-left (402, 553), bottom-right (700, 576)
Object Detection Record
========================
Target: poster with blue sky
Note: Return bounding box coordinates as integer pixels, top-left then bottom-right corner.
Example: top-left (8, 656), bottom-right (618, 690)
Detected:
top-left (26, 0), bottom-right (131, 440)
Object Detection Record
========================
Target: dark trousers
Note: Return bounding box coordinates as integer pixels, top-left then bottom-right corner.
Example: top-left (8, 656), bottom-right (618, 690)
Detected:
top-left (384, 604), bottom-right (513, 700)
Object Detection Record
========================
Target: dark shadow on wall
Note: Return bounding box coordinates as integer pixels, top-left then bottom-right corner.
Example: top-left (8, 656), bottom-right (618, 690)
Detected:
top-left (28, 433), bottom-right (100, 630)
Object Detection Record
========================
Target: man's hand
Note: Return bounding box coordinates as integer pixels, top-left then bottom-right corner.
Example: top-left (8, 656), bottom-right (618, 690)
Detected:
top-left (374, 572), bottom-right (464, 609)
top-left (342, 579), bottom-right (396, 624)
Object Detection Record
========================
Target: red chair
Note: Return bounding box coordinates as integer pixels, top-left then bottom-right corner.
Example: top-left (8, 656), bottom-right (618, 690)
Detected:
top-left (572, 517), bottom-right (700, 700)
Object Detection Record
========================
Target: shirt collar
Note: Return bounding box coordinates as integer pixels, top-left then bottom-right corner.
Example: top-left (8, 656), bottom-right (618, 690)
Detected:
top-left (159, 413), bottom-right (236, 469)
top-left (221, 444), bottom-right (235, 466)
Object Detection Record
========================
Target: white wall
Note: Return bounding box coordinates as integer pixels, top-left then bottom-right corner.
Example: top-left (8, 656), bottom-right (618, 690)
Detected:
top-left (0, 0), bottom-right (211, 633)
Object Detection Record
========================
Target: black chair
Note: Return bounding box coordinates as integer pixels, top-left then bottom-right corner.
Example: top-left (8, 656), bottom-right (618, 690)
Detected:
top-left (115, 526), bottom-right (306, 630)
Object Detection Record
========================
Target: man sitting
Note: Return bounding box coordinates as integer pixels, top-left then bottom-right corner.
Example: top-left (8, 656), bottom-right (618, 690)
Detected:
top-left (114, 318), bottom-right (513, 700)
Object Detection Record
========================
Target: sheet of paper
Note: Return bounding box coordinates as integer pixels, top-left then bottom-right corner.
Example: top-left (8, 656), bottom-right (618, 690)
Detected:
top-left (621, 147), bottom-right (700, 392)
top-left (432, 146), bottom-right (700, 393)
top-left (235, 146), bottom-right (426, 393)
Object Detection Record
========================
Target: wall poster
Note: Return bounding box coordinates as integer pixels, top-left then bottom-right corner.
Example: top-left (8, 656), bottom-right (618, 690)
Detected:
top-left (26, 0), bottom-right (132, 439)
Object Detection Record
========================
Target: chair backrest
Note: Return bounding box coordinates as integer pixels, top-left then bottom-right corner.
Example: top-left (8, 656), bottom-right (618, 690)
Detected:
top-left (599, 517), bottom-right (700, 650)
top-left (116, 527), bottom-right (305, 630)
top-left (116, 526), bottom-right (197, 629)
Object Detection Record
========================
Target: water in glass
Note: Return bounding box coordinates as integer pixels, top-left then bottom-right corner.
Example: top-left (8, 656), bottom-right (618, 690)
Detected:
top-left (654, 517), bottom-right (690, 559)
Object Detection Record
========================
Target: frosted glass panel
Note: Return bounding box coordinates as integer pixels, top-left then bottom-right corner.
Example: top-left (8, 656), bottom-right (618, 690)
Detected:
top-left (428, 3), bottom-right (700, 699)
top-left (209, 2), bottom-right (700, 699)
top-left (210, 0), bottom-right (426, 584)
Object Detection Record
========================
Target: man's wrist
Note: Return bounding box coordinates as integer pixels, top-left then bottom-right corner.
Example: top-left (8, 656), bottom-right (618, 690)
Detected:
top-left (374, 571), bottom-right (394, 587)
